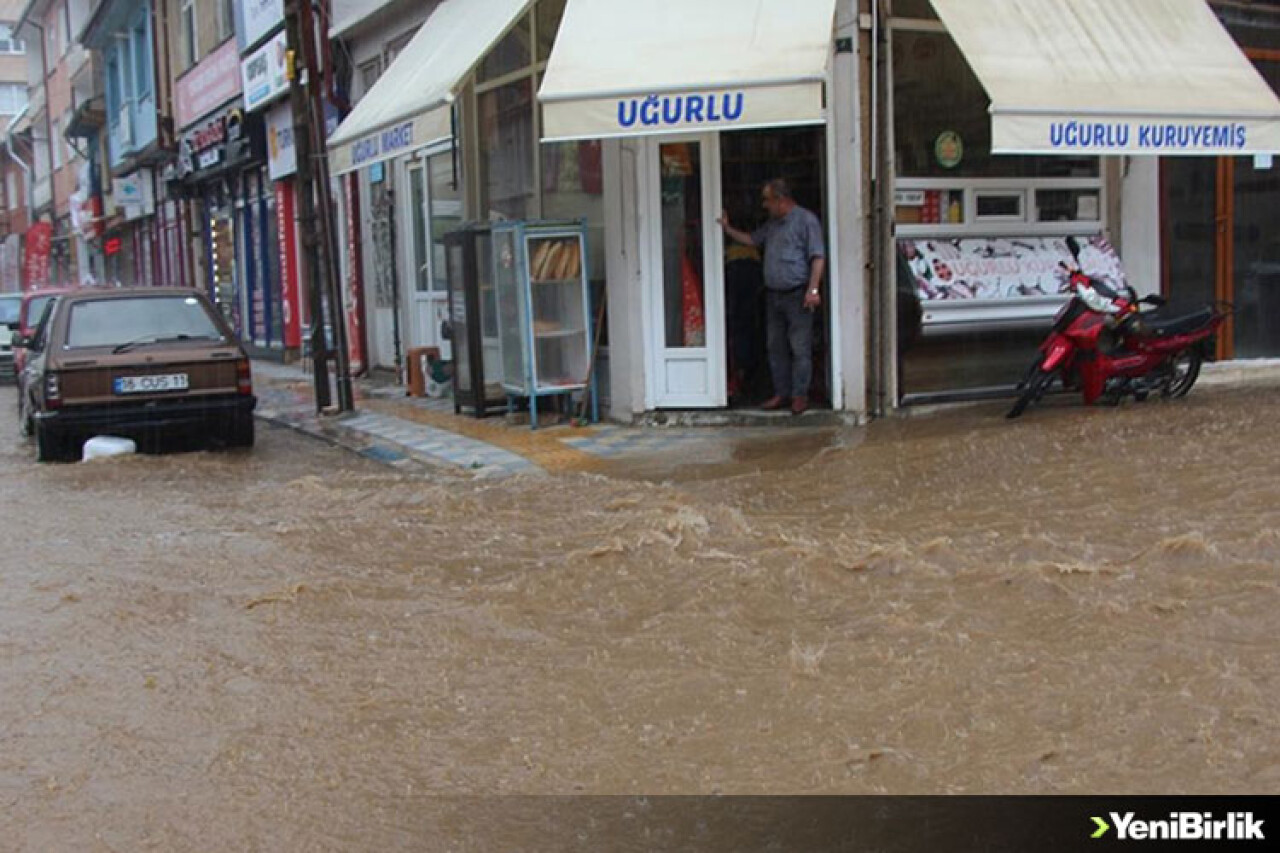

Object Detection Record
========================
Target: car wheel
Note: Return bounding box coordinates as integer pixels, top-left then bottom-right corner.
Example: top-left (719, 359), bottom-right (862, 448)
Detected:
top-left (35, 422), bottom-right (76, 463)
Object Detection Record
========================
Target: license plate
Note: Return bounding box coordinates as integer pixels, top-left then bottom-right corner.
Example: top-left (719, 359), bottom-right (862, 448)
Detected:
top-left (113, 373), bottom-right (190, 394)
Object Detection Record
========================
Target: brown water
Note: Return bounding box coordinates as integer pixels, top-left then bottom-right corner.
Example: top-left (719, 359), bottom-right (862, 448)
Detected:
top-left (2, 379), bottom-right (1279, 849)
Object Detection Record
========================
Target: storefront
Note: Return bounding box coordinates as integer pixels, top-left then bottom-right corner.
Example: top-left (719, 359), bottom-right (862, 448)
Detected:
top-left (1164, 1), bottom-right (1280, 360)
top-left (173, 100), bottom-right (269, 342)
top-left (881, 0), bottom-right (1280, 405)
top-left (328, 0), bottom-right (865, 420)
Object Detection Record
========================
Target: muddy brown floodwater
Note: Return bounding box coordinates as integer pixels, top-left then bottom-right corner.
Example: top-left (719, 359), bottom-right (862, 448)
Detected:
top-left (2, 376), bottom-right (1279, 850)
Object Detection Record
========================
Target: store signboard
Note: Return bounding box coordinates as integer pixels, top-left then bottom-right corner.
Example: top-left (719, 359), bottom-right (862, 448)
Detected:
top-left (266, 102), bottom-right (296, 180)
top-left (23, 222), bottom-right (53, 291)
top-left (897, 235), bottom-right (1126, 302)
top-left (242, 30), bottom-right (289, 112)
top-left (237, 0), bottom-right (285, 52)
top-left (176, 40), bottom-right (242, 129)
top-left (275, 181), bottom-right (301, 349)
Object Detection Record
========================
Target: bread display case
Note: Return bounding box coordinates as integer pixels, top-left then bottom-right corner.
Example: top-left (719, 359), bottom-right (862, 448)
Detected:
top-left (444, 220), bottom-right (596, 427)
top-left (491, 220), bottom-right (595, 428)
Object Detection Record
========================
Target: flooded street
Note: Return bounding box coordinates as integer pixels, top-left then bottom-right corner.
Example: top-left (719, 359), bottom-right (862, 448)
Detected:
top-left (3, 377), bottom-right (1279, 849)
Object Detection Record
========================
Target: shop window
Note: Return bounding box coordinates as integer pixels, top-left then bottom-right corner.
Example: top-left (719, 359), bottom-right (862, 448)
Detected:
top-left (181, 0), bottom-right (197, 69)
top-left (133, 18), bottom-right (151, 98)
top-left (536, 0), bottom-right (567, 62)
top-left (428, 151), bottom-right (461, 294)
top-left (478, 78), bottom-right (535, 220)
top-left (478, 13), bottom-right (531, 82)
top-left (973, 190), bottom-right (1024, 222)
top-left (892, 0), bottom-right (939, 20)
top-left (893, 29), bottom-right (1098, 180)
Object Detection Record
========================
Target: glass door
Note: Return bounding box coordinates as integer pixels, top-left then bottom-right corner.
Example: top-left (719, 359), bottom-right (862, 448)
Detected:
top-left (403, 159), bottom-right (438, 354)
top-left (645, 134), bottom-right (726, 408)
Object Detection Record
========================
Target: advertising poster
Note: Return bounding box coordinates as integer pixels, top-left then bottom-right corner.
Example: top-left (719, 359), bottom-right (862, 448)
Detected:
top-left (23, 222), bottom-right (53, 291)
top-left (897, 235), bottom-right (1126, 302)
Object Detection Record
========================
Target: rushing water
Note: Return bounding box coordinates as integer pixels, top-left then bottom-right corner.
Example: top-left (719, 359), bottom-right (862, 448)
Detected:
top-left (2, 376), bottom-right (1279, 849)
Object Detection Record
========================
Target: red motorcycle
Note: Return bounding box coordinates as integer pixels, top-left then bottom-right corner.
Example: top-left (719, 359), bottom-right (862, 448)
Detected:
top-left (1007, 239), bottom-right (1229, 418)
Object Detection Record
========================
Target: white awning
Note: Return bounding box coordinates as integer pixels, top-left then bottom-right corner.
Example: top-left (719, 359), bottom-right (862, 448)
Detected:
top-left (327, 0), bottom-right (533, 175)
top-left (929, 0), bottom-right (1280, 156)
top-left (538, 0), bottom-right (838, 142)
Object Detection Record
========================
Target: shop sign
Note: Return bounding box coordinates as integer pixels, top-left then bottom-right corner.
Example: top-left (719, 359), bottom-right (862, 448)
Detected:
top-left (349, 120), bottom-right (417, 169)
top-left (996, 115), bottom-right (1280, 155)
top-left (267, 102), bottom-right (297, 180)
top-left (540, 82), bottom-right (823, 142)
top-left (242, 30), bottom-right (289, 112)
top-left (176, 40), bottom-right (242, 129)
top-left (897, 235), bottom-right (1126, 302)
top-left (113, 170), bottom-right (155, 221)
top-left (344, 173), bottom-right (366, 374)
top-left (23, 222), bottom-right (53, 291)
top-left (275, 181), bottom-right (301, 349)
top-left (178, 106), bottom-right (250, 180)
top-left (935, 131), bottom-right (963, 169)
top-left (238, 0), bottom-right (285, 52)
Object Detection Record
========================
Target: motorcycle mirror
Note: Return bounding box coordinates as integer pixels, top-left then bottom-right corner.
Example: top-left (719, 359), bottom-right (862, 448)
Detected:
top-left (1065, 236), bottom-right (1081, 260)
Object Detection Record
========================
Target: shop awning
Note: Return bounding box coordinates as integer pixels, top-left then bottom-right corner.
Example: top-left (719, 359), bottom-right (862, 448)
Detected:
top-left (327, 0), bottom-right (533, 175)
top-left (538, 0), bottom-right (838, 142)
top-left (930, 0), bottom-right (1280, 155)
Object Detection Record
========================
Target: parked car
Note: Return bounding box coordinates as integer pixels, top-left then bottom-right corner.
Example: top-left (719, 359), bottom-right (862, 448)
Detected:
top-left (15, 287), bottom-right (256, 461)
top-left (10, 287), bottom-right (78, 379)
top-left (0, 293), bottom-right (19, 381)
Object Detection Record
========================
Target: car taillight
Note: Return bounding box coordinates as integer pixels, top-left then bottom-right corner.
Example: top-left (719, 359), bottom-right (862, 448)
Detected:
top-left (236, 359), bottom-right (253, 395)
top-left (45, 372), bottom-right (61, 409)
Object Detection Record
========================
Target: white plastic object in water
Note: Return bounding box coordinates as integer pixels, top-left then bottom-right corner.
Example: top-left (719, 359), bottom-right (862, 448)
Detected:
top-left (81, 435), bottom-right (137, 461)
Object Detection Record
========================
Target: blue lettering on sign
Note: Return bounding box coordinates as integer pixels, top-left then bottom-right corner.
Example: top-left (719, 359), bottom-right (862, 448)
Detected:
top-left (350, 121), bottom-right (415, 167)
top-left (1050, 119), bottom-right (1248, 151)
top-left (615, 92), bottom-right (747, 129)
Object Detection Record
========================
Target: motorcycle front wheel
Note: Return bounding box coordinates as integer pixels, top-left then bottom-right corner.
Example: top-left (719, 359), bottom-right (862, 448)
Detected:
top-left (1007, 363), bottom-right (1056, 419)
top-left (1162, 347), bottom-right (1203, 398)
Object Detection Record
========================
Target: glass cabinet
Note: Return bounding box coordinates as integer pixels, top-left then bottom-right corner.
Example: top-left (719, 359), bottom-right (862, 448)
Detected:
top-left (492, 220), bottom-right (594, 428)
top-left (444, 220), bottom-right (596, 427)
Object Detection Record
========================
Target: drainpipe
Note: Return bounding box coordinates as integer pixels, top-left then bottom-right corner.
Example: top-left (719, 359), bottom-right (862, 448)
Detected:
top-left (5, 104), bottom-right (34, 224)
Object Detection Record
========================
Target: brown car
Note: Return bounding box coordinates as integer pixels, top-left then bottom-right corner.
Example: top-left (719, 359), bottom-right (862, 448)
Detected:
top-left (15, 287), bottom-right (256, 461)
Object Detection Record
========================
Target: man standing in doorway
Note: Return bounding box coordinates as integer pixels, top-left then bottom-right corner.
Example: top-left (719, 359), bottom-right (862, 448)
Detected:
top-left (718, 178), bottom-right (826, 414)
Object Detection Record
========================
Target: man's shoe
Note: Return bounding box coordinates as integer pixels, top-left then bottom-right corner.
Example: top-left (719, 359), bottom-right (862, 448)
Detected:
top-left (760, 395), bottom-right (786, 411)
top-left (791, 397), bottom-right (809, 415)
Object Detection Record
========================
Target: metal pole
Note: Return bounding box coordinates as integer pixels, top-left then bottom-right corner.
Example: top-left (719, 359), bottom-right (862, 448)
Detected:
top-left (298, 0), bottom-right (354, 411)
top-left (285, 0), bottom-right (331, 411)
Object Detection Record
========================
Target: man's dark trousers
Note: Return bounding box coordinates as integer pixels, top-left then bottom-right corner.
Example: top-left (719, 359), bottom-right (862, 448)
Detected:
top-left (765, 287), bottom-right (813, 400)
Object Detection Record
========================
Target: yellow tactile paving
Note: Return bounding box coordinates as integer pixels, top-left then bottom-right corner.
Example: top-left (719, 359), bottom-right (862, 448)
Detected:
top-left (357, 396), bottom-right (609, 474)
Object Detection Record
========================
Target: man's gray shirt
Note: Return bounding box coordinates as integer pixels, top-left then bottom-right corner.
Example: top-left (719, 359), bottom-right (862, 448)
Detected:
top-left (751, 206), bottom-right (826, 292)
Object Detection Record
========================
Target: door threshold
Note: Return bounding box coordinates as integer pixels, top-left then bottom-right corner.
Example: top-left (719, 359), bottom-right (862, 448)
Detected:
top-left (632, 408), bottom-right (854, 428)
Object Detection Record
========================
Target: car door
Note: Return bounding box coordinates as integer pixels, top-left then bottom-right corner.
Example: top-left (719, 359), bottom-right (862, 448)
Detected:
top-left (20, 299), bottom-right (56, 418)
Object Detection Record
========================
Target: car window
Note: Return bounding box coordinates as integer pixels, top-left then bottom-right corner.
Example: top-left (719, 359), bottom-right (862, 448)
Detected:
top-left (65, 296), bottom-right (225, 349)
top-left (24, 295), bottom-right (55, 329)
top-left (0, 296), bottom-right (19, 326)
top-left (29, 299), bottom-right (56, 352)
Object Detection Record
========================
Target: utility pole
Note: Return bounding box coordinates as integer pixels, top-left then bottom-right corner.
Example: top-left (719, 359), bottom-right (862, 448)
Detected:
top-left (284, 0), bottom-right (353, 412)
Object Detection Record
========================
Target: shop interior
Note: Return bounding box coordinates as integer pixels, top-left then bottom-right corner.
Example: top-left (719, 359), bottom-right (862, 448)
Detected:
top-left (718, 127), bottom-right (829, 410)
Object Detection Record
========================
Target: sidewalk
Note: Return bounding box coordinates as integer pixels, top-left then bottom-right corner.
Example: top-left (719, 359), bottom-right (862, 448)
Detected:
top-left (251, 360), bottom-right (830, 478)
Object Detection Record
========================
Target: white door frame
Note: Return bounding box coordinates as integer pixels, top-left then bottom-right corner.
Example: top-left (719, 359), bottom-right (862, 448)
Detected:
top-left (397, 141), bottom-right (454, 355)
top-left (642, 132), bottom-right (727, 409)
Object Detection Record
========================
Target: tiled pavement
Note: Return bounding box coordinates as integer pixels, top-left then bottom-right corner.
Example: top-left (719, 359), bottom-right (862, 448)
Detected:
top-left (251, 360), bottom-right (790, 478)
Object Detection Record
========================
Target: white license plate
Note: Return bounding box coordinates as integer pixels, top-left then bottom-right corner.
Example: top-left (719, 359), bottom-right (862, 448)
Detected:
top-left (113, 373), bottom-right (190, 394)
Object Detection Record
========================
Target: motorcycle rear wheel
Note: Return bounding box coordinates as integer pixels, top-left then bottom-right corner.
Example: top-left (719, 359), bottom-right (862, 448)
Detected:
top-left (1162, 348), bottom-right (1203, 398)
top-left (1007, 364), bottom-right (1055, 419)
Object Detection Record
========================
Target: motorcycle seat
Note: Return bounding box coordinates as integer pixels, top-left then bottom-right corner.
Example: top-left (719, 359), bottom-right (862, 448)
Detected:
top-left (1135, 306), bottom-right (1214, 337)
